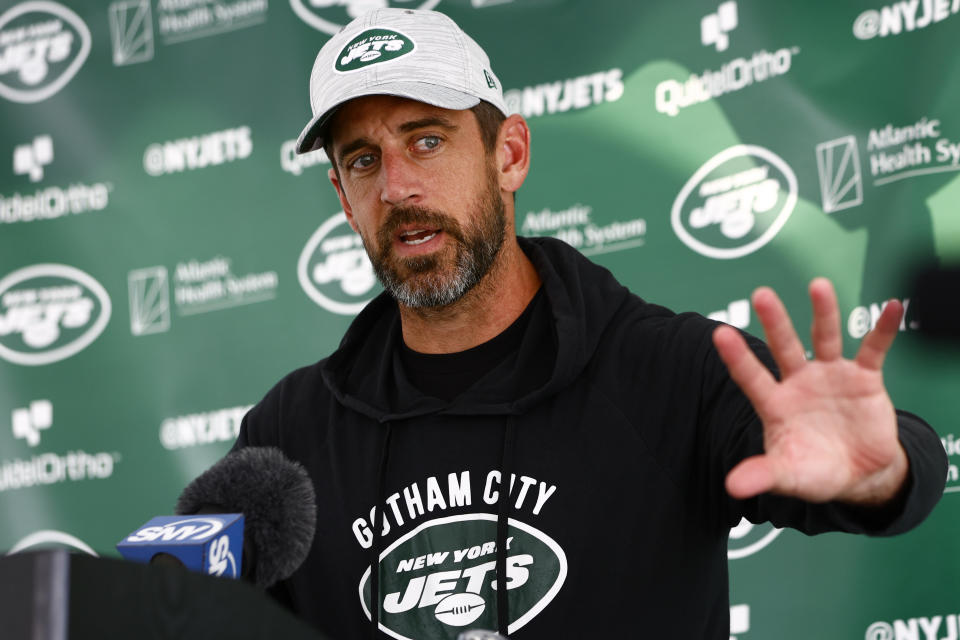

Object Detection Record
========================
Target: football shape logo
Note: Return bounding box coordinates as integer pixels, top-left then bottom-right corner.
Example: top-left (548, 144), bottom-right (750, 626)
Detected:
top-left (434, 592), bottom-right (486, 627)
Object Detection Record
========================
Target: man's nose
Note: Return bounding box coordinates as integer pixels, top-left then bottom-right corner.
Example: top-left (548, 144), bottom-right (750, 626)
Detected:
top-left (379, 150), bottom-right (421, 206)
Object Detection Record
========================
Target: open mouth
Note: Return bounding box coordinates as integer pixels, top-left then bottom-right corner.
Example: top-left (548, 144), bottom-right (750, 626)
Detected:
top-left (398, 229), bottom-right (441, 246)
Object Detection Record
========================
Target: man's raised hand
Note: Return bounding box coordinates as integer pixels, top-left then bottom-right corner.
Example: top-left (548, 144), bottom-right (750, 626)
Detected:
top-left (712, 278), bottom-right (908, 506)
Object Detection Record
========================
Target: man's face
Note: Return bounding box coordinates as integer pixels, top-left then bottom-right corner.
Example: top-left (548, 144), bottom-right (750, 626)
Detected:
top-left (327, 95), bottom-right (506, 308)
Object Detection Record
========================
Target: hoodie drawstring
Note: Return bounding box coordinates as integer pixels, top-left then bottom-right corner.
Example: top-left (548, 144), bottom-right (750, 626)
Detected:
top-left (496, 415), bottom-right (517, 635)
top-left (371, 421), bottom-right (393, 639)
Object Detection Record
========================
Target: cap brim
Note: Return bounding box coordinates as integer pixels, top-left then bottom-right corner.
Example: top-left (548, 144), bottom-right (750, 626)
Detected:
top-left (294, 82), bottom-right (482, 155)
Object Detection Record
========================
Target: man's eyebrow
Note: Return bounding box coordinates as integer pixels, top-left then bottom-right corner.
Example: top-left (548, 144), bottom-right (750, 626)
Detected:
top-left (336, 137), bottom-right (373, 167)
top-left (335, 117), bottom-right (460, 167)
top-left (397, 116), bottom-right (459, 134)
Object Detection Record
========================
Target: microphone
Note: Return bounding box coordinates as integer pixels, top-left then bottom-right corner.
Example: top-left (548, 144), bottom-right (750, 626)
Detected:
top-left (116, 513), bottom-right (245, 578)
top-left (174, 446), bottom-right (317, 588)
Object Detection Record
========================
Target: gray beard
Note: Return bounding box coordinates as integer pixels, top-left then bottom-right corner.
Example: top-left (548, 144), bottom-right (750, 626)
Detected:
top-left (379, 234), bottom-right (501, 308)
top-left (364, 175), bottom-right (506, 309)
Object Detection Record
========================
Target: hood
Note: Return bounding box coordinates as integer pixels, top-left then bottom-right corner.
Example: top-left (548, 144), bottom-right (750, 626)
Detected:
top-left (320, 236), bottom-right (631, 422)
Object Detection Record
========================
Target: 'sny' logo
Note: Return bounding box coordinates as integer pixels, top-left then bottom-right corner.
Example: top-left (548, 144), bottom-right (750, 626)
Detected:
top-left (701, 1), bottom-right (738, 52)
top-left (208, 534), bottom-right (232, 576)
top-left (12, 400), bottom-right (53, 447)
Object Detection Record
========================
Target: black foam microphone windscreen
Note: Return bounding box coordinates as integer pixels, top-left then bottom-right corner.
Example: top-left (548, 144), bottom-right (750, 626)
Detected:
top-left (176, 447), bottom-right (317, 588)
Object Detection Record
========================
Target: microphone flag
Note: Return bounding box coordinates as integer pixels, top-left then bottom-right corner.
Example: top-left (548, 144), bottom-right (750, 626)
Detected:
top-left (117, 513), bottom-right (244, 579)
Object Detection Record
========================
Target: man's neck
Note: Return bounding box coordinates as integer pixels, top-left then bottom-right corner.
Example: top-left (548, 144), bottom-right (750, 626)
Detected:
top-left (397, 237), bottom-right (541, 354)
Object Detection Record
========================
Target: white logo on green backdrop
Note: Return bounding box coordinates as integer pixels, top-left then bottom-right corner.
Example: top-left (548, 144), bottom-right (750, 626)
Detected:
top-left (707, 298), bottom-right (750, 329)
top-left (701, 1), bottom-right (738, 52)
top-left (289, 0), bottom-right (441, 35)
top-left (128, 266), bottom-right (170, 336)
top-left (12, 399), bottom-right (53, 447)
top-left (108, 0), bottom-right (154, 66)
top-left (0, 1), bottom-right (92, 103)
top-left (281, 139), bottom-right (330, 176)
top-left (815, 136), bottom-right (863, 214)
top-left (299, 212), bottom-right (380, 315)
top-left (853, 1), bottom-right (959, 40)
top-left (941, 433), bottom-right (960, 495)
top-left (504, 68), bottom-right (624, 119)
top-left (8, 530), bottom-right (98, 556)
top-left (866, 612), bottom-right (960, 640)
top-left (160, 405), bottom-right (253, 451)
top-left (0, 264), bottom-right (112, 366)
top-left (143, 126), bottom-right (253, 177)
top-left (727, 517), bottom-right (782, 559)
top-left (671, 145), bottom-right (798, 259)
top-left (13, 135), bottom-right (54, 183)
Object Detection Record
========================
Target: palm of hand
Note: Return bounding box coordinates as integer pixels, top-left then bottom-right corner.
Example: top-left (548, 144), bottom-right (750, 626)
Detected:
top-left (713, 279), bottom-right (907, 505)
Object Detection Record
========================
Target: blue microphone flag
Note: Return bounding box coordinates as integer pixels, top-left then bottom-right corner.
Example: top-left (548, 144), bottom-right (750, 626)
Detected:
top-left (117, 514), bottom-right (244, 579)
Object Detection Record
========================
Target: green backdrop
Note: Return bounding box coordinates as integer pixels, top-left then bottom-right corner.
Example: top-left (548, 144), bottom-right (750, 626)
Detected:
top-left (1, 1), bottom-right (958, 637)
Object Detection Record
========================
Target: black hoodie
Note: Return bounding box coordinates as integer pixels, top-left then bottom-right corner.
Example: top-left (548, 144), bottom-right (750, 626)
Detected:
top-left (233, 236), bottom-right (946, 640)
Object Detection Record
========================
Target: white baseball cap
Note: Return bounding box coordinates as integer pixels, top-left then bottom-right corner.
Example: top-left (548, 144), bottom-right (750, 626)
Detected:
top-left (295, 8), bottom-right (508, 154)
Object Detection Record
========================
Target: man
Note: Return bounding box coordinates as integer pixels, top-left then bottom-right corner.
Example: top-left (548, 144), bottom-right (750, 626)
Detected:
top-left (233, 8), bottom-right (946, 639)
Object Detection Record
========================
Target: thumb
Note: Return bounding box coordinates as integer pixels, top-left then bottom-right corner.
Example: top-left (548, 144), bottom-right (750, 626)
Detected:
top-left (726, 455), bottom-right (776, 499)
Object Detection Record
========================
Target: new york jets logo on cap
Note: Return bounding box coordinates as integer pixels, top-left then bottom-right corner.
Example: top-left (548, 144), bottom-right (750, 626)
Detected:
top-left (335, 29), bottom-right (415, 73)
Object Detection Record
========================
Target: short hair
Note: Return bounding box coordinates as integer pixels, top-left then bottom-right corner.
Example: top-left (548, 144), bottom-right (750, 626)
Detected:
top-left (469, 100), bottom-right (506, 155)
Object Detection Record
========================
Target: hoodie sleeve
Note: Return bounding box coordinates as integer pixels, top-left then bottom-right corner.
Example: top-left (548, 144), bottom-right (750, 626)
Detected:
top-left (697, 323), bottom-right (947, 536)
top-left (231, 377), bottom-right (284, 452)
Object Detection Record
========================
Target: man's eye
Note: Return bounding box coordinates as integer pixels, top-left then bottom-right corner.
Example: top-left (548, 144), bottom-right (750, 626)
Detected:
top-left (350, 153), bottom-right (376, 170)
top-left (415, 136), bottom-right (441, 151)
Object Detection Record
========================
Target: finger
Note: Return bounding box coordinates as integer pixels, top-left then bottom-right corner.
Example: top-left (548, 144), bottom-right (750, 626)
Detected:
top-left (855, 299), bottom-right (903, 370)
top-left (752, 287), bottom-right (807, 377)
top-left (809, 277), bottom-right (843, 361)
top-left (713, 325), bottom-right (778, 410)
top-left (725, 455), bottom-right (776, 499)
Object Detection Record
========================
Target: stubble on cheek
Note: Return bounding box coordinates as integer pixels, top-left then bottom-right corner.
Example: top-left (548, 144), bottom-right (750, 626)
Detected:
top-left (357, 161), bottom-right (505, 308)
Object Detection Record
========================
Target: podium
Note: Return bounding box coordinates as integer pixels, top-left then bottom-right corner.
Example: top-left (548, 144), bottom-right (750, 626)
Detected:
top-left (0, 550), bottom-right (328, 639)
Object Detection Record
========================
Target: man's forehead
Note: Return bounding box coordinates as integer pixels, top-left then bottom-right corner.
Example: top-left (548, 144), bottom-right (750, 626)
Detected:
top-left (329, 95), bottom-right (469, 144)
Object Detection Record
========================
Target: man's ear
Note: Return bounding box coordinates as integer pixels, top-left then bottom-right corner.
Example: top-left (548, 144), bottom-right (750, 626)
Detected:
top-left (495, 114), bottom-right (531, 195)
top-left (328, 166), bottom-right (358, 233)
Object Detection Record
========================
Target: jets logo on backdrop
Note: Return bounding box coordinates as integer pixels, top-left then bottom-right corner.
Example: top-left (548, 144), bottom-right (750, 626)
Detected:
top-left (727, 518), bottom-right (782, 559)
top-left (0, 1), bottom-right (92, 103)
top-left (299, 212), bottom-right (380, 315)
top-left (335, 28), bottom-right (414, 73)
top-left (0, 264), bottom-right (111, 366)
top-left (290, 0), bottom-right (440, 35)
top-left (671, 145), bottom-right (798, 259)
top-left (359, 514), bottom-right (566, 639)
top-left (8, 529), bottom-right (98, 556)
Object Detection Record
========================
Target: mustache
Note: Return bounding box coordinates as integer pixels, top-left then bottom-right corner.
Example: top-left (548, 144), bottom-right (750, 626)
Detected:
top-left (377, 206), bottom-right (465, 243)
